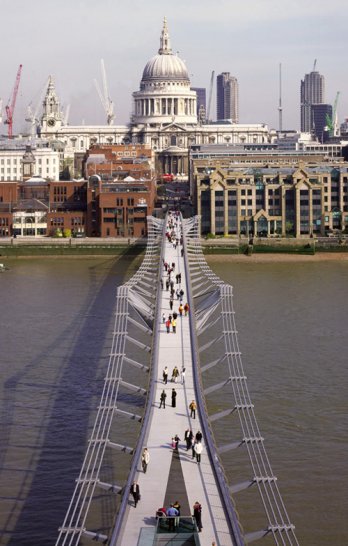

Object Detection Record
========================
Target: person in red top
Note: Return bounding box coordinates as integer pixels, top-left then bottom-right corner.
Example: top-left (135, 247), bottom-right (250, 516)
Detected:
top-left (193, 501), bottom-right (202, 531)
top-left (184, 302), bottom-right (189, 316)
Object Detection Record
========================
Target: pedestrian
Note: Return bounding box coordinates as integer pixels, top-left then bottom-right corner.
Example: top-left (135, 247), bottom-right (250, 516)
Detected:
top-left (184, 302), bottom-right (189, 316)
top-left (171, 388), bottom-right (177, 408)
top-left (184, 428), bottom-right (193, 450)
top-left (172, 262), bottom-right (175, 270)
top-left (166, 279), bottom-right (170, 291)
top-left (159, 389), bottom-right (167, 408)
top-left (170, 280), bottom-right (174, 290)
top-left (130, 481), bottom-right (140, 507)
top-left (169, 298), bottom-right (173, 311)
top-left (174, 434), bottom-right (180, 450)
top-left (170, 287), bottom-right (175, 298)
top-left (172, 311), bottom-right (178, 320)
top-left (178, 273), bottom-right (182, 283)
top-left (168, 314), bottom-right (172, 322)
top-left (191, 439), bottom-right (196, 459)
top-left (178, 304), bottom-right (184, 317)
top-left (172, 318), bottom-right (176, 333)
top-left (141, 447), bottom-right (150, 473)
top-left (166, 319), bottom-right (171, 333)
top-left (176, 288), bottom-right (180, 300)
top-left (162, 312), bottom-right (166, 323)
top-left (195, 430), bottom-right (202, 443)
top-left (181, 248), bottom-right (184, 257)
top-left (172, 366), bottom-right (179, 382)
top-left (189, 400), bottom-right (197, 419)
top-left (173, 500), bottom-right (181, 527)
top-left (176, 273), bottom-right (179, 284)
top-left (166, 504), bottom-right (179, 532)
top-left (163, 367), bottom-right (168, 384)
top-left (181, 367), bottom-right (186, 384)
top-left (171, 437), bottom-right (176, 449)
top-left (160, 278), bottom-right (164, 290)
top-left (194, 441), bottom-right (203, 463)
top-left (164, 261), bottom-right (168, 271)
top-left (179, 289), bottom-right (184, 301)
top-left (193, 501), bottom-right (203, 532)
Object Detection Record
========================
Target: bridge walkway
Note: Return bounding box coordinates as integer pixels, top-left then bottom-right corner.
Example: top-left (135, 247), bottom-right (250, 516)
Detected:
top-left (116, 215), bottom-right (234, 546)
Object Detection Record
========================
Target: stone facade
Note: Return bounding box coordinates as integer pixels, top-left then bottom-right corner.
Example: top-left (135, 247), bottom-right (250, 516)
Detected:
top-left (38, 19), bottom-right (273, 177)
top-left (192, 157), bottom-right (348, 237)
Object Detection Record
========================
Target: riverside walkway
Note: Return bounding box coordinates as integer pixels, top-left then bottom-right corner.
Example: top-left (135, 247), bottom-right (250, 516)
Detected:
top-left (56, 213), bottom-right (299, 546)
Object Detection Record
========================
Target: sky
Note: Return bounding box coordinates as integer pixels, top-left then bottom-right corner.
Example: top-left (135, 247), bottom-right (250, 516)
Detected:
top-left (0, 0), bottom-right (347, 135)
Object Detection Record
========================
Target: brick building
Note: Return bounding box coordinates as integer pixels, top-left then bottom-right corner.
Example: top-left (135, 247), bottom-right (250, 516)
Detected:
top-left (0, 143), bottom-right (156, 238)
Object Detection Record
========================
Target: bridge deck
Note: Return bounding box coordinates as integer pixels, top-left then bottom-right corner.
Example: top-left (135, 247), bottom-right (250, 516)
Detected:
top-left (117, 217), bottom-right (233, 546)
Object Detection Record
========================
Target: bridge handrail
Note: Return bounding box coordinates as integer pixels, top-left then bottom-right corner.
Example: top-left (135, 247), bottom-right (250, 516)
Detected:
top-left (56, 216), bottom-right (165, 546)
top-left (182, 215), bottom-right (245, 546)
top-left (108, 215), bottom-right (167, 546)
top-left (183, 215), bottom-right (300, 546)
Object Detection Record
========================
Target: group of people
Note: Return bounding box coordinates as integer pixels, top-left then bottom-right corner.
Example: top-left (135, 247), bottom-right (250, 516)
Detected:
top-left (129, 213), bottom-right (204, 535)
top-left (162, 365), bottom-right (183, 384)
top-left (156, 500), bottom-right (202, 533)
top-left (184, 429), bottom-right (204, 463)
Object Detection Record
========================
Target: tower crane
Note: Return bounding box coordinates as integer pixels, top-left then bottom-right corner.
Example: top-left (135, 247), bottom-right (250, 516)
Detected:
top-left (207, 70), bottom-right (215, 123)
top-left (5, 64), bottom-right (23, 138)
top-left (94, 59), bottom-right (114, 125)
top-left (325, 91), bottom-right (340, 137)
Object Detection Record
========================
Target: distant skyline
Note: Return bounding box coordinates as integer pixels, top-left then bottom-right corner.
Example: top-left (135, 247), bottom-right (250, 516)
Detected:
top-left (1, 0), bottom-right (347, 135)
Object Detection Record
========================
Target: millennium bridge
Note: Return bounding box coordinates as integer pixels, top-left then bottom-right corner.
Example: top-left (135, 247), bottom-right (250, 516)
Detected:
top-left (56, 214), bottom-right (299, 546)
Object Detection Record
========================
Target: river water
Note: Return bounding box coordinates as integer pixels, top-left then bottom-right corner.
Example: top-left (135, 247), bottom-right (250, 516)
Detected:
top-left (0, 255), bottom-right (347, 545)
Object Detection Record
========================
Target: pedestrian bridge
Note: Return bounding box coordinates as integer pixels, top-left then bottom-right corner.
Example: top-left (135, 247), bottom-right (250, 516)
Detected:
top-left (56, 214), bottom-right (299, 546)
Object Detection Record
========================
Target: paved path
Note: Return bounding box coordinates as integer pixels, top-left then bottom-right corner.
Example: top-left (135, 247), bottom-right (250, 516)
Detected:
top-left (117, 215), bottom-right (233, 546)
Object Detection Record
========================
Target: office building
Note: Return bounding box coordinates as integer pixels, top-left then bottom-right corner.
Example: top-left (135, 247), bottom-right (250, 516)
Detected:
top-left (216, 72), bottom-right (239, 123)
top-left (192, 87), bottom-right (206, 122)
top-left (311, 104), bottom-right (332, 142)
top-left (190, 147), bottom-right (348, 237)
top-left (300, 69), bottom-right (325, 132)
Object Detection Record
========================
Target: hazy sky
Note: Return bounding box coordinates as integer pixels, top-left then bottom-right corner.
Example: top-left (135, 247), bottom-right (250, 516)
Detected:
top-left (1, 0), bottom-right (347, 134)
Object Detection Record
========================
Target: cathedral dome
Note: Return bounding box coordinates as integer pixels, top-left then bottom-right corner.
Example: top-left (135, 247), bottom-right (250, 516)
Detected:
top-left (142, 53), bottom-right (189, 82)
top-left (141, 17), bottom-right (190, 83)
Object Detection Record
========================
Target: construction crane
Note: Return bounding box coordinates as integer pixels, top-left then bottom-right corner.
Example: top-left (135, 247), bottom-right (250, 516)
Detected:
top-left (62, 104), bottom-right (70, 125)
top-left (206, 70), bottom-right (215, 123)
top-left (5, 64), bottom-right (23, 138)
top-left (94, 59), bottom-right (114, 125)
top-left (25, 77), bottom-right (49, 139)
top-left (313, 59), bottom-right (317, 72)
top-left (278, 63), bottom-right (283, 133)
top-left (325, 91), bottom-right (340, 137)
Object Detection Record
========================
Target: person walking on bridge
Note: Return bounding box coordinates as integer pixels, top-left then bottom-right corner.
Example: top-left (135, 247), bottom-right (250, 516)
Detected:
top-left (141, 448), bottom-right (150, 473)
top-left (159, 390), bottom-right (167, 408)
top-left (193, 501), bottom-right (202, 532)
top-left (163, 367), bottom-right (168, 384)
top-left (189, 400), bottom-right (197, 419)
top-left (171, 388), bottom-right (177, 408)
top-left (194, 441), bottom-right (203, 464)
top-left (130, 481), bottom-right (140, 508)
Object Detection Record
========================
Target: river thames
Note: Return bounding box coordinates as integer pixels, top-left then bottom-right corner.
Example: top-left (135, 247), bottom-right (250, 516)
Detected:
top-left (0, 254), bottom-right (347, 545)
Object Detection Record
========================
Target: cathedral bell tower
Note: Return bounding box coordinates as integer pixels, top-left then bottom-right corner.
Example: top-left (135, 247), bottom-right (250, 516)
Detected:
top-left (41, 76), bottom-right (63, 133)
